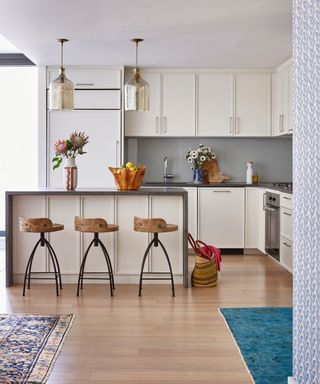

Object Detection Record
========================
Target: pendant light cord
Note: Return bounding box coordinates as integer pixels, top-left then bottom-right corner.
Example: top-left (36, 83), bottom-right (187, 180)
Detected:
top-left (60, 40), bottom-right (64, 69)
top-left (135, 40), bottom-right (138, 68)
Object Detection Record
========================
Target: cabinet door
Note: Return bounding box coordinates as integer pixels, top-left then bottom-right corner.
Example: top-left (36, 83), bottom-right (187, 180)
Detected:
top-left (280, 207), bottom-right (292, 241)
top-left (235, 74), bottom-right (271, 136)
top-left (162, 74), bottom-right (196, 136)
top-left (198, 188), bottom-right (245, 248)
top-left (197, 75), bottom-right (234, 136)
top-left (48, 69), bottom-right (121, 89)
top-left (150, 196), bottom-right (183, 274)
top-left (288, 63), bottom-right (293, 133)
top-left (48, 110), bottom-right (120, 188)
top-left (184, 187), bottom-right (198, 241)
top-left (125, 72), bottom-right (161, 136)
top-left (258, 189), bottom-right (266, 253)
top-left (281, 66), bottom-right (289, 133)
top-left (245, 188), bottom-right (260, 249)
top-left (280, 237), bottom-right (292, 273)
top-left (115, 196), bottom-right (149, 274)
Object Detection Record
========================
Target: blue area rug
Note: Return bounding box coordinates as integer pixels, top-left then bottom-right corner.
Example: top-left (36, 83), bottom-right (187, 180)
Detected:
top-left (0, 313), bottom-right (74, 383)
top-left (220, 307), bottom-right (292, 384)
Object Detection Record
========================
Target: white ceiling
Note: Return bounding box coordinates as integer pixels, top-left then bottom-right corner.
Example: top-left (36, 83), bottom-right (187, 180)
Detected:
top-left (0, 0), bottom-right (292, 68)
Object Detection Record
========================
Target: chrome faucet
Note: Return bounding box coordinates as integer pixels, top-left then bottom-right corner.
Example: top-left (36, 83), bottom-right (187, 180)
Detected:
top-left (163, 157), bottom-right (174, 181)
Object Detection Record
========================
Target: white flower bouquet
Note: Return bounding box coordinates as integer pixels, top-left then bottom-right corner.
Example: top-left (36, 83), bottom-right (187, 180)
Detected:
top-left (186, 144), bottom-right (216, 170)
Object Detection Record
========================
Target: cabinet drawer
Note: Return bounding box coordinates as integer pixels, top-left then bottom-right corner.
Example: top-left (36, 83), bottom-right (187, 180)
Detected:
top-left (48, 69), bottom-right (121, 89)
top-left (280, 236), bottom-right (292, 273)
top-left (280, 207), bottom-right (292, 240)
top-left (74, 90), bottom-right (120, 109)
top-left (280, 193), bottom-right (292, 209)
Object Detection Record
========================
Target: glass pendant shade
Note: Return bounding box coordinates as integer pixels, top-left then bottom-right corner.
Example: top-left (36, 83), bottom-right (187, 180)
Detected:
top-left (49, 38), bottom-right (74, 111)
top-left (124, 38), bottom-right (149, 112)
top-left (125, 68), bottom-right (149, 111)
top-left (49, 67), bottom-right (74, 110)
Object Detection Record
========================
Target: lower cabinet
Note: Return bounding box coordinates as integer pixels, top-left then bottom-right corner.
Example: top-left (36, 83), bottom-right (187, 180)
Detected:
top-left (245, 188), bottom-right (266, 252)
top-left (198, 188), bottom-right (245, 248)
top-left (280, 237), bottom-right (293, 273)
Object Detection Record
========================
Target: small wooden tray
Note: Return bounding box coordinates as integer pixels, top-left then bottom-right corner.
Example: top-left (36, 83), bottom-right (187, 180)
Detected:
top-left (109, 166), bottom-right (146, 190)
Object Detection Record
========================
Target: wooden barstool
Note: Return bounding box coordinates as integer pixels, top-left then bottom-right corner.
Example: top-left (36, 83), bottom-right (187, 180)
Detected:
top-left (134, 217), bottom-right (178, 297)
top-left (75, 216), bottom-right (118, 297)
top-left (19, 217), bottom-right (63, 297)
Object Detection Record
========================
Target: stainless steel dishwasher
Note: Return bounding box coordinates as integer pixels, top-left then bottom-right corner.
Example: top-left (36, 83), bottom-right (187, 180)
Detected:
top-left (264, 191), bottom-right (280, 261)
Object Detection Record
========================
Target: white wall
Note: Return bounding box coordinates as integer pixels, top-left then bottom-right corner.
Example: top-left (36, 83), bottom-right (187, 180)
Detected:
top-left (0, 67), bottom-right (38, 231)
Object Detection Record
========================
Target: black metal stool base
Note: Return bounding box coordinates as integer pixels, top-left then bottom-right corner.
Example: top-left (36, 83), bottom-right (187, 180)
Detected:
top-left (77, 233), bottom-right (115, 297)
top-left (23, 233), bottom-right (62, 297)
top-left (139, 233), bottom-right (175, 297)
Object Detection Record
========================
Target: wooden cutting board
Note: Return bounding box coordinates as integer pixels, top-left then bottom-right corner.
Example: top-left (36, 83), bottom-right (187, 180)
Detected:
top-left (202, 159), bottom-right (230, 183)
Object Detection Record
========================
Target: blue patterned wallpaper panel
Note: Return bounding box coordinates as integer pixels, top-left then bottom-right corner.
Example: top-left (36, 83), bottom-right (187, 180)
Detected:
top-left (293, 0), bottom-right (320, 383)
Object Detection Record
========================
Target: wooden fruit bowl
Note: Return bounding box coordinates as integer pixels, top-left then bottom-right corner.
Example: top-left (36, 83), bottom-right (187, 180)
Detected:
top-left (108, 166), bottom-right (146, 190)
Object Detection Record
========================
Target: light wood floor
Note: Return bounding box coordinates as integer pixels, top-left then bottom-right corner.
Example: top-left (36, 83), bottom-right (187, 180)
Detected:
top-left (0, 254), bottom-right (292, 384)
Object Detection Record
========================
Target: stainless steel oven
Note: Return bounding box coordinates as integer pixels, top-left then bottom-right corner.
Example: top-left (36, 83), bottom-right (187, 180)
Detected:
top-left (264, 191), bottom-right (280, 261)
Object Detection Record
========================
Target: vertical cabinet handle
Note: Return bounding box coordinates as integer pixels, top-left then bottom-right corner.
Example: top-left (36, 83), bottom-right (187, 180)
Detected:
top-left (236, 117), bottom-right (240, 134)
top-left (229, 117), bottom-right (233, 135)
top-left (155, 117), bottom-right (159, 134)
top-left (163, 116), bottom-right (167, 134)
top-left (115, 140), bottom-right (119, 167)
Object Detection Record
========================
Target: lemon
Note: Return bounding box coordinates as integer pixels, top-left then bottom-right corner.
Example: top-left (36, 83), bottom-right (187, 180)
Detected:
top-left (126, 162), bottom-right (134, 168)
top-left (129, 167), bottom-right (135, 171)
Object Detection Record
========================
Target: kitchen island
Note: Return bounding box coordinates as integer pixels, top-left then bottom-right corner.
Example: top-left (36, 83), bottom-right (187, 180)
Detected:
top-left (6, 188), bottom-right (188, 287)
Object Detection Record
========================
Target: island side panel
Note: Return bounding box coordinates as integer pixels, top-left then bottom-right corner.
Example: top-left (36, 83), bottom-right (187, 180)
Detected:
top-left (12, 195), bottom-right (47, 284)
top-left (183, 192), bottom-right (189, 287)
top-left (5, 193), bottom-right (12, 287)
top-left (81, 195), bottom-right (116, 272)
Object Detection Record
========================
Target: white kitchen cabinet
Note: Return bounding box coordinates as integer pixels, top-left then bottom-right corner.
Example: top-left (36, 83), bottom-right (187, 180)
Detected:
top-left (125, 72), bottom-right (161, 136)
top-left (245, 187), bottom-right (266, 252)
top-left (74, 90), bottom-right (121, 109)
top-left (280, 207), bottom-right (293, 241)
top-left (235, 74), bottom-right (271, 136)
top-left (48, 110), bottom-right (121, 188)
top-left (280, 193), bottom-right (293, 210)
top-left (273, 60), bottom-right (292, 136)
top-left (184, 187), bottom-right (198, 241)
top-left (149, 196), bottom-right (183, 274)
top-left (198, 188), bottom-right (245, 248)
top-left (47, 68), bottom-right (121, 89)
top-left (197, 75), bottom-right (234, 136)
top-left (280, 237), bottom-right (293, 273)
top-left (162, 74), bottom-right (196, 136)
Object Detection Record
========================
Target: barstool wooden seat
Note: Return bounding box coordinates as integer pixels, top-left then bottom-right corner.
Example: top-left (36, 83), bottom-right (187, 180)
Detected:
top-left (19, 217), bottom-right (63, 296)
top-left (75, 216), bottom-right (118, 296)
top-left (134, 217), bottom-right (177, 297)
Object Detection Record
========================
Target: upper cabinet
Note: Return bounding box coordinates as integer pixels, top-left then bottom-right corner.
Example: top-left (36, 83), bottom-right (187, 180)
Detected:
top-left (197, 74), bottom-right (234, 136)
top-left (235, 74), bottom-right (271, 136)
top-left (162, 74), bottom-right (196, 136)
top-left (125, 73), bottom-right (195, 137)
top-left (273, 59), bottom-right (293, 136)
top-left (125, 70), bottom-right (272, 137)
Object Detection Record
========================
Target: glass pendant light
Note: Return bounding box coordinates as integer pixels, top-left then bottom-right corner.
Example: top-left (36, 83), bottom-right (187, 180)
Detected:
top-left (49, 38), bottom-right (74, 110)
top-left (124, 38), bottom-right (149, 111)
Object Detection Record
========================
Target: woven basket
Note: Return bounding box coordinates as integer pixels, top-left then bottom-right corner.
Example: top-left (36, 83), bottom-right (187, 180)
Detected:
top-left (191, 255), bottom-right (218, 288)
top-left (109, 166), bottom-right (146, 190)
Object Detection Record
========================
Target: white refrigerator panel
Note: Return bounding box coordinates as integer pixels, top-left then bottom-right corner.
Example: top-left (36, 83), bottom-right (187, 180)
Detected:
top-left (48, 110), bottom-right (120, 188)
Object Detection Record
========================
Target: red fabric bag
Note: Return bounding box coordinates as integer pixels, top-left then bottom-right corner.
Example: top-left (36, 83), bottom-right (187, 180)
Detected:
top-left (188, 233), bottom-right (222, 272)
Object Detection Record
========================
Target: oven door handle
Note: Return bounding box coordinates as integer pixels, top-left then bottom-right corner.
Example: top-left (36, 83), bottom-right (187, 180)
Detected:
top-left (263, 205), bottom-right (279, 212)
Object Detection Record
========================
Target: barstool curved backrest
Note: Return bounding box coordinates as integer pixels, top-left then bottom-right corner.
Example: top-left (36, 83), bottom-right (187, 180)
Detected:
top-left (134, 216), bottom-right (178, 233)
top-left (75, 216), bottom-right (109, 233)
top-left (20, 217), bottom-right (53, 233)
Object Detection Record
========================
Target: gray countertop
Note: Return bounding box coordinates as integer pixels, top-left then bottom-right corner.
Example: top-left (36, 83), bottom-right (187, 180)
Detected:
top-left (5, 187), bottom-right (187, 196)
top-left (143, 181), bottom-right (293, 194)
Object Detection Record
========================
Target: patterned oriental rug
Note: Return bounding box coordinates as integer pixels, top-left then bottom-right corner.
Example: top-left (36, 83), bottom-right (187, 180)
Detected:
top-left (0, 313), bottom-right (74, 383)
top-left (219, 307), bottom-right (292, 384)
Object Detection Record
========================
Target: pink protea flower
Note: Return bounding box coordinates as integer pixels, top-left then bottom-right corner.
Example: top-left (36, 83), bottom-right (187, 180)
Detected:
top-left (53, 140), bottom-right (68, 155)
top-left (70, 131), bottom-right (89, 150)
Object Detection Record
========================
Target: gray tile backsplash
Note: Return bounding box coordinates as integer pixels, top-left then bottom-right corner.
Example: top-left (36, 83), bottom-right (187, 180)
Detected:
top-left (125, 137), bottom-right (292, 183)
